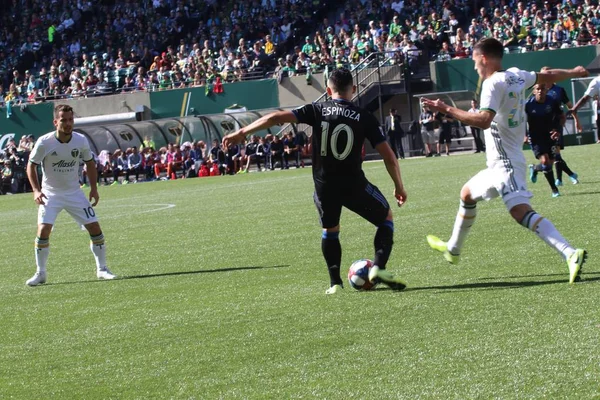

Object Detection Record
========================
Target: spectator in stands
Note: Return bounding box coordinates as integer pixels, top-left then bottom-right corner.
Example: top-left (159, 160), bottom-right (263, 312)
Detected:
top-left (283, 132), bottom-right (296, 169)
top-left (116, 150), bottom-right (130, 184)
top-left (1, 159), bottom-right (13, 195)
top-left (127, 146), bottom-right (143, 182)
top-left (270, 135), bottom-right (284, 170)
top-left (240, 135), bottom-right (261, 173)
top-left (209, 139), bottom-right (226, 175)
top-left (167, 144), bottom-right (184, 180)
top-left (420, 105), bottom-right (436, 157)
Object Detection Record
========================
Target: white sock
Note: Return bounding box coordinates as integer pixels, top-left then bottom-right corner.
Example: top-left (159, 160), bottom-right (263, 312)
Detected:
top-left (35, 237), bottom-right (49, 273)
top-left (521, 211), bottom-right (575, 260)
top-left (447, 201), bottom-right (477, 255)
top-left (90, 233), bottom-right (107, 270)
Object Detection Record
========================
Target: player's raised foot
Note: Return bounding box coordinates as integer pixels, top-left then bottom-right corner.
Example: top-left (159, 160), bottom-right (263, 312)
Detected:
top-left (26, 271), bottom-right (47, 286)
top-left (552, 191), bottom-right (561, 198)
top-left (110, 181), bottom-right (119, 186)
top-left (567, 249), bottom-right (587, 284)
top-left (569, 173), bottom-right (579, 184)
top-left (555, 179), bottom-right (563, 187)
top-left (97, 267), bottom-right (117, 280)
top-left (426, 235), bottom-right (460, 264)
top-left (325, 284), bottom-right (343, 295)
top-left (528, 164), bottom-right (537, 183)
top-left (368, 266), bottom-right (407, 291)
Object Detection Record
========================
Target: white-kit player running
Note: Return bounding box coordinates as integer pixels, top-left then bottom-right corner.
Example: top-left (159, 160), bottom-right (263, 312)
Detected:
top-left (25, 104), bottom-right (116, 286)
top-left (421, 38), bottom-right (588, 284)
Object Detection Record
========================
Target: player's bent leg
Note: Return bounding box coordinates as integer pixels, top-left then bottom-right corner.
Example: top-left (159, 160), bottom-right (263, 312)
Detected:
top-left (368, 214), bottom-right (407, 291)
top-left (429, 183), bottom-right (477, 264)
top-left (511, 203), bottom-right (583, 283)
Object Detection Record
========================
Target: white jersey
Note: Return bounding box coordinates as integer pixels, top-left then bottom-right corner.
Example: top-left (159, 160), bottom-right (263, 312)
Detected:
top-left (479, 67), bottom-right (537, 170)
top-left (583, 76), bottom-right (600, 99)
top-left (29, 131), bottom-right (93, 194)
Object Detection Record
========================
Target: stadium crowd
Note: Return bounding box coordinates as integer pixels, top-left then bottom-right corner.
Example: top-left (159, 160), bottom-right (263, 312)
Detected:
top-left (3, 0), bottom-right (600, 105)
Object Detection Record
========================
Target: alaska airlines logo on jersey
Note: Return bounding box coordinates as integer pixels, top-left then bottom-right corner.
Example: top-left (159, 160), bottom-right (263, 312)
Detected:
top-left (506, 76), bottom-right (525, 86)
top-left (52, 160), bottom-right (77, 168)
top-left (321, 106), bottom-right (361, 121)
top-left (71, 149), bottom-right (79, 158)
top-left (545, 105), bottom-right (552, 113)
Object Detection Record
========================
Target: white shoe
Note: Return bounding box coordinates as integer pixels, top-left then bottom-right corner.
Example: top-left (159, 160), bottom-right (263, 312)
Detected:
top-left (26, 271), bottom-right (47, 286)
top-left (325, 284), bottom-right (343, 295)
top-left (97, 267), bottom-right (117, 280)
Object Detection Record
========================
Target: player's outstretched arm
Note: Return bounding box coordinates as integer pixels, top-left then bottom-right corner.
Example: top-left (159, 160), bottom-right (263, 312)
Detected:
top-left (222, 111), bottom-right (298, 148)
top-left (537, 66), bottom-right (588, 87)
top-left (421, 98), bottom-right (495, 129)
top-left (375, 141), bottom-right (406, 206)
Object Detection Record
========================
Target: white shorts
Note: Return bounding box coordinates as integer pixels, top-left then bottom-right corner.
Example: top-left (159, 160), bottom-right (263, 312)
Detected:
top-left (466, 166), bottom-right (533, 210)
top-left (38, 190), bottom-right (98, 226)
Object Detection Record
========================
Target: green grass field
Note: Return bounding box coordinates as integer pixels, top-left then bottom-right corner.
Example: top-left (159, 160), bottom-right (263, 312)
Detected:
top-left (1, 145), bottom-right (598, 399)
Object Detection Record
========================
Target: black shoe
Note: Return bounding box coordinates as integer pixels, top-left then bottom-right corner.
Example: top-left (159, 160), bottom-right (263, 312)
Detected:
top-left (433, 153), bottom-right (441, 157)
top-left (426, 153), bottom-right (433, 158)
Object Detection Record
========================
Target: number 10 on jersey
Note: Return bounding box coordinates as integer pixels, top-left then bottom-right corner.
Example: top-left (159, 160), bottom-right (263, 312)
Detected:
top-left (320, 121), bottom-right (354, 161)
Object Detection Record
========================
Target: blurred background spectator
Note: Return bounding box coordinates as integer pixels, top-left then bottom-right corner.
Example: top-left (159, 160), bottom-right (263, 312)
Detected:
top-left (1, 0), bottom-right (598, 104)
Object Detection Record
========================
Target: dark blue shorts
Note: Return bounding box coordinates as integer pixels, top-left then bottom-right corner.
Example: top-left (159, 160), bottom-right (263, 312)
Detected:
top-left (531, 141), bottom-right (559, 159)
top-left (313, 179), bottom-right (390, 228)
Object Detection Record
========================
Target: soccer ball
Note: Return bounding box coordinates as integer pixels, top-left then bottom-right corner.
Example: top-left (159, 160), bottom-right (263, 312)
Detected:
top-left (347, 259), bottom-right (377, 291)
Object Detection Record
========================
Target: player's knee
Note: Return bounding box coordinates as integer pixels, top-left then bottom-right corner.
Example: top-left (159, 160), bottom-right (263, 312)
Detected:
top-left (460, 185), bottom-right (476, 204)
top-left (85, 222), bottom-right (102, 236)
top-left (509, 203), bottom-right (532, 223)
top-left (38, 224), bottom-right (52, 238)
top-left (541, 162), bottom-right (553, 172)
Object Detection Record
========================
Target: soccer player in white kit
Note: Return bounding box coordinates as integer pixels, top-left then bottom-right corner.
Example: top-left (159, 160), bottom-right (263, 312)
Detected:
top-left (421, 38), bottom-right (588, 284)
top-left (25, 104), bottom-right (116, 286)
top-left (569, 74), bottom-right (600, 143)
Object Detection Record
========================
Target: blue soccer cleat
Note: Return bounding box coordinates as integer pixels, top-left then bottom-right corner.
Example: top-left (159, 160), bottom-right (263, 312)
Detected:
top-left (569, 173), bottom-right (579, 184)
top-left (529, 164), bottom-right (537, 183)
top-left (552, 191), bottom-right (561, 198)
top-left (555, 179), bottom-right (563, 187)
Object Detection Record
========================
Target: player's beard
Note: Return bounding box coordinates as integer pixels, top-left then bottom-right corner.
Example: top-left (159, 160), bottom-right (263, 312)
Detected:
top-left (59, 127), bottom-right (73, 136)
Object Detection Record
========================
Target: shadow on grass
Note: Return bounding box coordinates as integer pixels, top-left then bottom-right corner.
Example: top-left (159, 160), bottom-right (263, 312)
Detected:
top-left (374, 272), bottom-right (600, 293)
top-left (46, 265), bottom-right (291, 285)
top-left (565, 190), bottom-right (600, 196)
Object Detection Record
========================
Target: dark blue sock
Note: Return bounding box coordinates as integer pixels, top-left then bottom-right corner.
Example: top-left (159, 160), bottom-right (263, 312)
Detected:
top-left (322, 231), bottom-right (342, 286)
top-left (374, 220), bottom-right (394, 270)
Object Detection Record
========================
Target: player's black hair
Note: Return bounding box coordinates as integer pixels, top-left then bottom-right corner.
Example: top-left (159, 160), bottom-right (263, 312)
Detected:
top-left (327, 68), bottom-right (354, 93)
top-left (473, 38), bottom-right (504, 60)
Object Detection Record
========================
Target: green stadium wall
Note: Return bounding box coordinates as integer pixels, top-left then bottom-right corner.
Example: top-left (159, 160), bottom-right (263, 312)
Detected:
top-left (430, 46), bottom-right (600, 93)
top-left (0, 103), bottom-right (54, 148)
top-left (148, 79), bottom-right (280, 119)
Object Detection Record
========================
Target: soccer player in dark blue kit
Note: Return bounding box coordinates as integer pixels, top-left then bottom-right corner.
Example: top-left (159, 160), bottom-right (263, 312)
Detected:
top-left (222, 68), bottom-right (408, 294)
top-left (544, 79), bottom-right (580, 186)
top-left (525, 83), bottom-right (564, 197)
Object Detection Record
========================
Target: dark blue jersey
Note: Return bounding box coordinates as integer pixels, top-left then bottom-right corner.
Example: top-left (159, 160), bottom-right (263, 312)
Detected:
top-left (546, 84), bottom-right (570, 106)
top-left (292, 99), bottom-right (386, 183)
top-left (525, 95), bottom-right (563, 142)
